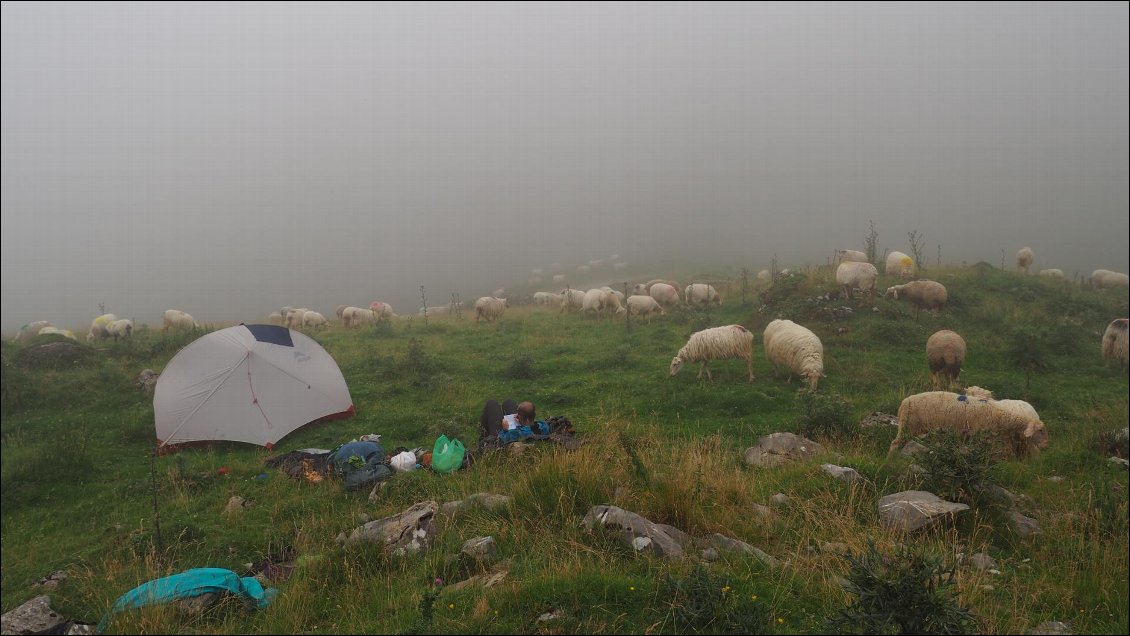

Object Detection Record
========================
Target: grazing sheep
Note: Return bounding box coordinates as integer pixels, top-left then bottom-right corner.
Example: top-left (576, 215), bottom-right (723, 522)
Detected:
top-left (884, 280), bottom-right (948, 317)
top-left (162, 309), bottom-right (198, 332)
top-left (581, 289), bottom-right (607, 318)
top-left (533, 291), bottom-right (565, 308)
top-left (649, 283), bottom-right (681, 309)
top-left (886, 251), bottom-right (915, 278)
top-left (602, 289), bottom-right (627, 316)
top-left (670, 324), bottom-right (755, 383)
top-left (419, 305), bottom-right (450, 315)
top-left (106, 319), bottom-right (134, 340)
top-left (762, 319), bottom-right (824, 390)
top-left (559, 289), bottom-right (586, 313)
top-left (835, 261), bottom-right (879, 301)
top-left (302, 311), bottom-right (328, 329)
top-left (1102, 318), bottom-right (1129, 370)
top-left (926, 330), bottom-right (966, 389)
top-left (600, 286), bottom-right (626, 305)
top-left (626, 295), bottom-right (666, 321)
top-left (632, 283), bottom-right (649, 295)
top-left (87, 313), bottom-right (118, 341)
top-left (369, 301), bottom-right (395, 321)
top-left (577, 265), bottom-right (591, 274)
top-left (1016, 247), bottom-right (1034, 274)
top-left (335, 305), bottom-right (348, 320)
top-left (756, 269), bottom-right (771, 282)
top-left (1091, 269), bottom-right (1130, 289)
top-left (837, 249), bottom-right (868, 263)
top-left (475, 296), bottom-right (508, 322)
top-left (343, 306), bottom-right (375, 328)
top-left (888, 390), bottom-right (1049, 459)
top-left (1038, 269), bottom-right (1065, 279)
top-left (14, 321), bottom-right (53, 343)
top-left (685, 283), bottom-right (722, 307)
top-left (284, 308), bottom-right (311, 329)
top-left (646, 280), bottom-right (682, 296)
top-left (960, 386), bottom-right (1041, 424)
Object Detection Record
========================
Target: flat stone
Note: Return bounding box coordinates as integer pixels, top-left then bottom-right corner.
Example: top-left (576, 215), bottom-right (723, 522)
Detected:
top-left (339, 501), bottom-right (438, 555)
top-left (878, 490), bottom-right (969, 532)
top-left (750, 503), bottom-right (774, 520)
top-left (822, 464), bottom-right (864, 484)
top-left (744, 433), bottom-right (824, 467)
top-left (0, 596), bottom-right (66, 635)
top-left (581, 506), bottom-right (684, 558)
top-left (706, 533), bottom-right (779, 568)
top-left (769, 493), bottom-right (790, 507)
top-left (969, 552), bottom-right (996, 571)
top-left (900, 440), bottom-right (929, 458)
top-left (440, 493), bottom-right (512, 517)
top-left (700, 548), bottom-right (719, 562)
top-left (1046, 476), bottom-right (1064, 483)
top-left (35, 570), bottom-right (68, 590)
top-left (1030, 621), bottom-right (1072, 635)
top-left (461, 536), bottom-right (497, 560)
top-left (1008, 511), bottom-right (1041, 538)
top-left (536, 610), bottom-right (562, 623)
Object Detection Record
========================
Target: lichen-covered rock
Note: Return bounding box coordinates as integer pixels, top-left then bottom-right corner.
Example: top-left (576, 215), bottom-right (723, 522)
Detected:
top-left (878, 490), bottom-right (969, 532)
top-left (338, 501), bottom-right (438, 555)
top-left (744, 433), bottom-right (823, 467)
top-left (581, 506), bottom-right (684, 558)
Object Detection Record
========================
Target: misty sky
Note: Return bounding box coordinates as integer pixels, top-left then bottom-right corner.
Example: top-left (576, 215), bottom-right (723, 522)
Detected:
top-left (2, 2), bottom-right (1127, 331)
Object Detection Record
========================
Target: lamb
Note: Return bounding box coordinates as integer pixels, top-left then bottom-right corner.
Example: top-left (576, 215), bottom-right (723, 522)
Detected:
top-left (762, 319), bottom-right (824, 390)
top-left (14, 321), bottom-right (53, 343)
top-left (475, 296), bottom-right (508, 322)
top-left (685, 283), bottom-right (722, 307)
top-left (837, 249), bottom-right (868, 263)
top-left (835, 261), bottom-right (879, 301)
top-left (1016, 247), bottom-right (1034, 274)
top-left (1102, 318), bottom-right (1128, 370)
top-left (106, 319), bottom-right (134, 340)
top-left (1038, 269), bottom-right (1065, 279)
top-left (649, 283), bottom-right (681, 309)
top-left (626, 295), bottom-right (666, 321)
top-left (162, 309), bottom-right (199, 332)
top-left (581, 289), bottom-right (607, 318)
top-left (888, 390), bottom-right (1049, 459)
top-left (669, 324), bottom-right (754, 383)
top-left (1091, 269), bottom-right (1130, 289)
top-left (926, 330), bottom-right (966, 389)
top-left (884, 280), bottom-right (948, 317)
top-left (302, 311), bottom-right (328, 329)
top-left (885, 251), bottom-right (915, 278)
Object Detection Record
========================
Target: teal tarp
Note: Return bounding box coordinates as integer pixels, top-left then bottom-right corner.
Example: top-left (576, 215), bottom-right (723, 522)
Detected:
top-left (99, 568), bottom-right (276, 632)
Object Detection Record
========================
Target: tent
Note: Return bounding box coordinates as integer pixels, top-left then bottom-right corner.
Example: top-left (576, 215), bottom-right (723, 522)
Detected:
top-left (154, 324), bottom-right (353, 449)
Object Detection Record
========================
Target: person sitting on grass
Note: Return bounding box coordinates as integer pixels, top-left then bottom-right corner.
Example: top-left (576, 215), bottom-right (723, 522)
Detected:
top-left (478, 399), bottom-right (549, 448)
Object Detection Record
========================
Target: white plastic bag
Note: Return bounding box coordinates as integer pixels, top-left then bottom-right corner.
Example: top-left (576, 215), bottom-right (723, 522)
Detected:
top-left (390, 451), bottom-right (417, 473)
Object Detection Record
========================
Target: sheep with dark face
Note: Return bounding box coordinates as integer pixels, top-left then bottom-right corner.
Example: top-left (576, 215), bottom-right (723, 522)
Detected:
top-left (669, 324), bottom-right (754, 383)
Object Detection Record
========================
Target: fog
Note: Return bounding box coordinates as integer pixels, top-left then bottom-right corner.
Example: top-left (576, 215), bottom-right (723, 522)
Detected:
top-left (2, 2), bottom-right (1127, 331)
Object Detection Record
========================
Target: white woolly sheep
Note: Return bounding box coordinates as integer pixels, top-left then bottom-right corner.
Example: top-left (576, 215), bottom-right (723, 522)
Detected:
top-left (756, 269), bottom-right (771, 282)
top-left (1038, 269), bottom-right (1065, 279)
top-left (475, 296), bottom-right (508, 322)
top-left (419, 305), bottom-right (450, 315)
top-left (632, 283), bottom-right (649, 296)
top-left (884, 280), bottom-right (948, 317)
top-left (369, 301), bottom-right (395, 321)
top-left (626, 295), bottom-right (666, 321)
top-left (649, 283), bottom-right (681, 309)
top-left (961, 387), bottom-right (1041, 423)
top-left (1102, 318), bottom-right (1128, 370)
top-left (1091, 269), bottom-right (1130, 289)
top-left (581, 289), bottom-right (607, 318)
top-left (559, 289), bottom-right (586, 313)
top-left (837, 249), bottom-right (868, 263)
top-left (15, 321), bottom-right (53, 343)
top-left (888, 390), bottom-right (1049, 459)
top-left (533, 291), bottom-right (565, 308)
top-left (926, 330), bottom-right (966, 389)
top-left (163, 309), bottom-right (199, 332)
top-left (762, 319), bottom-right (824, 390)
top-left (685, 283), bottom-right (722, 307)
top-left (835, 261), bottom-right (879, 301)
top-left (885, 251), bottom-right (915, 278)
top-left (302, 311), bottom-right (328, 329)
top-left (670, 324), bottom-right (754, 383)
top-left (107, 319), bottom-right (134, 340)
top-left (1016, 247), bottom-right (1034, 274)
top-left (88, 313), bottom-right (118, 341)
top-left (602, 289), bottom-right (627, 316)
top-left (343, 306), bottom-right (375, 328)
top-left (335, 305), bottom-right (348, 319)
top-left (600, 286), bottom-right (626, 306)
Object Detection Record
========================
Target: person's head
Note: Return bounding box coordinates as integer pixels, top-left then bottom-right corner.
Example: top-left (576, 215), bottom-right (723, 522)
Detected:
top-left (516, 401), bottom-right (536, 424)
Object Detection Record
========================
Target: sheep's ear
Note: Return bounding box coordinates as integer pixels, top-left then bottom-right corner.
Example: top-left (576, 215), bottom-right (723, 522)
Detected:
top-left (1023, 421), bottom-right (1038, 438)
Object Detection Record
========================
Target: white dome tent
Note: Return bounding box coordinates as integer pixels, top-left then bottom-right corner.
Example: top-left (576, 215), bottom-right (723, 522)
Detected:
top-left (154, 324), bottom-right (354, 449)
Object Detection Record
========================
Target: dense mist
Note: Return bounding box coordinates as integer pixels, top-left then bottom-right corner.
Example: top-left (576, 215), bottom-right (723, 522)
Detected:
top-left (3, 2), bottom-right (1127, 331)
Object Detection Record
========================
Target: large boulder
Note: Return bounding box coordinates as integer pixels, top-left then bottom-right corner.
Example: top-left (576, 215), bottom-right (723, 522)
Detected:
top-left (337, 501), bottom-right (438, 555)
top-left (1, 596), bottom-right (66, 634)
top-left (744, 433), bottom-right (823, 467)
top-left (581, 506), bottom-right (684, 558)
top-left (878, 491), bottom-right (969, 532)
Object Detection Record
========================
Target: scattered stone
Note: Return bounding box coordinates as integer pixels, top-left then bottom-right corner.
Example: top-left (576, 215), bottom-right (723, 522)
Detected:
top-left (536, 610), bottom-right (562, 623)
top-left (440, 493), bottom-right (512, 517)
top-left (1046, 476), bottom-right (1064, 483)
top-left (368, 481), bottom-right (388, 502)
top-left (860, 412), bottom-right (898, 428)
top-left (744, 433), bottom-right (824, 467)
top-left (175, 592), bottom-right (220, 615)
top-left (984, 484), bottom-right (1032, 508)
top-left (338, 501), bottom-right (438, 556)
top-left (750, 503), bottom-right (774, 520)
top-left (35, 570), bottom-right (68, 590)
top-left (581, 506), bottom-right (684, 558)
top-left (223, 496), bottom-right (251, 516)
top-left (509, 442), bottom-right (533, 456)
top-left (969, 553), bottom-right (996, 571)
top-left (1007, 511), bottom-right (1042, 538)
top-left (769, 493), bottom-right (790, 507)
top-left (447, 560), bottom-right (511, 592)
top-left (878, 490), bottom-right (969, 532)
top-left (900, 440), bottom-right (929, 458)
top-left (0, 596), bottom-right (66, 635)
top-left (988, 569), bottom-right (1002, 575)
top-left (906, 463), bottom-right (929, 477)
top-left (706, 534), bottom-right (779, 568)
top-left (1109, 457), bottom-right (1129, 469)
top-left (822, 464), bottom-right (864, 484)
top-left (700, 548), bottom-right (719, 562)
top-left (135, 369), bottom-right (160, 393)
top-left (460, 536), bottom-right (497, 560)
top-left (1030, 621), bottom-right (1072, 635)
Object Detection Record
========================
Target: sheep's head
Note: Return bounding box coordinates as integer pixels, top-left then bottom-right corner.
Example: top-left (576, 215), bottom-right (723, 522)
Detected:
top-left (884, 286), bottom-right (901, 299)
top-left (669, 356), bottom-right (685, 376)
top-left (803, 370), bottom-right (825, 391)
top-left (1023, 419), bottom-right (1050, 452)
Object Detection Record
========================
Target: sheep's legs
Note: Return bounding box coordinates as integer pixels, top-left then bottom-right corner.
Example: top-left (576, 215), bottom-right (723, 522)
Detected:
top-left (746, 358), bottom-right (754, 382)
top-left (697, 361), bottom-right (713, 383)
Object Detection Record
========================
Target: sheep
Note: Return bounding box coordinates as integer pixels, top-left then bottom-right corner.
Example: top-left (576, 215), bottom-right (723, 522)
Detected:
top-left (1102, 318), bottom-right (1129, 370)
top-left (600, 286), bottom-right (626, 306)
top-left (1016, 247), bottom-right (1034, 274)
top-left (962, 386), bottom-right (1042, 424)
top-left (613, 262), bottom-right (627, 271)
top-left (161, 309), bottom-right (198, 332)
top-left (302, 311), bottom-right (328, 329)
top-left (581, 289), bottom-right (607, 318)
top-left (926, 330), bottom-right (966, 389)
top-left (336, 305), bottom-right (348, 320)
top-left (553, 274), bottom-right (566, 284)
top-left (559, 289), bottom-right (586, 313)
top-left (87, 313), bottom-right (118, 341)
top-left (835, 261), bottom-right (879, 301)
top-left (762, 319), bottom-right (824, 390)
top-left (837, 249), bottom-right (868, 263)
top-left (1038, 269), bottom-right (1065, 279)
top-left (576, 265), bottom-right (591, 274)
top-left (1091, 269), bottom-right (1130, 289)
top-left (531, 268), bottom-right (543, 276)
top-left (649, 283), bottom-right (681, 309)
top-left (669, 324), bottom-right (754, 383)
top-left (685, 283), bottom-right (722, 307)
top-left (106, 319), bottom-right (134, 340)
top-left (369, 301), bottom-right (395, 321)
top-left (631, 283), bottom-right (649, 296)
top-left (626, 295), bottom-right (666, 321)
top-left (14, 321), bottom-right (53, 343)
top-left (647, 279), bottom-right (682, 296)
top-left (884, 280), bottom-right (948, 317)
top-left (284, 308), bottom-right (310, 329)
top-left (888, 390), bottom-right (1049, 460)
top-left (533, 291), bottom-right (565, 308)
top-left (267, 311), bottom-right (285, 325)
top-left (602, 289), bottom-right (627, 316)
top-left (419, 305), bottom-right (450, 315)
top-left (885, 251), bottom-right (915, 278)
top-left (756, 269), bottom-right (771, 282)
top-left (475, 296), bottom-right (508, 322)
top-left (343, 306), bottom-right (375, 328)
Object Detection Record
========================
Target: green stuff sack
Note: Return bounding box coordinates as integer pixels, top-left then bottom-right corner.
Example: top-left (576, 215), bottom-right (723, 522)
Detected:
top-left (431, 435), bottom-right (465, 474)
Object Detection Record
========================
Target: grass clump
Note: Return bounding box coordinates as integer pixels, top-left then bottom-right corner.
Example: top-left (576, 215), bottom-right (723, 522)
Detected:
top-left (914, 430), bottom-right (998, 504)
top-left (794, 389), bottom-right (856, 442)
top-left (659, 563), bottom-right (769, 634)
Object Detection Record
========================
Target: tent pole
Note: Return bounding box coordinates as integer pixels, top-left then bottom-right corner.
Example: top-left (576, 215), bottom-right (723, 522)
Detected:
top-left (150, 445), bottom-right (164, 564)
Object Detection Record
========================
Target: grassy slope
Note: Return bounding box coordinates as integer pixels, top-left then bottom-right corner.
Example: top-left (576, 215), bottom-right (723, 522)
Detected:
top-left (1, 264), bottom-right (1127, 634)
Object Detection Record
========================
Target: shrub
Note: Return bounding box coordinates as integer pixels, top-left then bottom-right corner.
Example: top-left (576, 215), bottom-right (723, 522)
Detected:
top-left (505, 353), bottom-right (538, 379)
top-left (915, 430), bottom-right (997, 504)
top-left (828, 540), bottom-right (975, 635)
top-left (794, 389), bottom-right (856, 441)
top-left (1092, 428), bottom-right (1130, 460)
top-left (659, 564), bottom-right (767, 634)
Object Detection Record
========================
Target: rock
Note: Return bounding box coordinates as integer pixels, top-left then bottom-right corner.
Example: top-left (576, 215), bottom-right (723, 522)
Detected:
top-left (860, 412), bottom-right (898, 428)
top-left (1046, 476), bottom-right (1064, 483)
top-left (536, 610), bottom-right (562, 623)
top-left (1007, 511), bottom-right (1041, 538)
top-left (447, 560), bottom-right (511, 592)
top-left (358, 513), bottom-right (370, 524)
top-left (16, 342), bottom-right (92, 369)
top-left (509, 442), bottom-right (533, 456)
top-left (769, 493), bottom-right (790, 507)
top-left (706, 534), bottom-right (779, 568)
top-left (655, 524), bottom-right (693, 548)
top-left (900, 440), bottom-right (929, 458)
top-left (35, 570), bottom-right (68, 590)
top-left (744, 433), bottom-right (824, 467)
top-left (988, 569), bottom-right (1002, 575)
top-left (175, 592), bottom-right (220, 615)
top-left (440, 493), bottom-right (512, 517)
top-left (1109, 456), bottom-right (1129, 469)
top-left (135, 369), bottom-right (160, 393)
top-left (984, 484), bottom-right (1031, 508)
top-left (906, 463), bottom-right (929, 477)
top-left (700, 548), bottom-right (719, 562)
top-left (822, 464), bottom-right (864, 484)
top-left (878, 491), bottom-right (969, 532)
top-left (969, 552), bottom-right (996, 571)
top-left (223, 496), bottom-right (250, 516)
top-left (0, 596), bottom-right (66, 635)
top-left (339, 501), bottom-right (438, 555)
top-left (750, 503), bottom-right (774, 520)
top-left (580, 506), bottom-right (684, 558)
top-left (461, 536), bottom-right (497, 560)
top-left (1030, 621), bottom-right (1072, 635)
